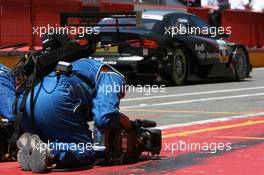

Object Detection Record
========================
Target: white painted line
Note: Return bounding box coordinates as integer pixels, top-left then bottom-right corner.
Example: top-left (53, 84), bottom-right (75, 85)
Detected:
top-left (253, 67), bottom-right (264, 70)
top-left (121, 92), bottom-right (264, 109)
top-left (122, 86), bottom-right (264, 102)
top-left (156, 112), bottom-right (264, 130)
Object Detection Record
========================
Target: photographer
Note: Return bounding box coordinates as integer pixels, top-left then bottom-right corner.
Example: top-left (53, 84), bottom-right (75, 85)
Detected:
top-left (0, 58), bottom-right (131, 173)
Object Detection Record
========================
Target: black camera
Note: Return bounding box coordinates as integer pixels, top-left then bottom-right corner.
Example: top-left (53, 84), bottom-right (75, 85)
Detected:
top-left (93, 119), bottom-right (162, 165)
top-left (0, 119), bottom-right (15, 161)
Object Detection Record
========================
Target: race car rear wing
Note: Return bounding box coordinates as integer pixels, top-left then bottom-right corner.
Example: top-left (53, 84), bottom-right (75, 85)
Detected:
top-left (60, 11), bottom-right (142, 27)
top-left (60, 11), bottom-right (143, 50)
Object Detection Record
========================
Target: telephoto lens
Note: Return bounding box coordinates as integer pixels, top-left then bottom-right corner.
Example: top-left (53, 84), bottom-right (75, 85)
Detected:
top-left (136, 128), bottom-right (161, 155)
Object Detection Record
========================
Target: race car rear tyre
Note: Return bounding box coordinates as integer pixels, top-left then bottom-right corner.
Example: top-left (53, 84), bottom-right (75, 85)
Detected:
top-left (232, 48), bottom-right (248, 81)
top-left (171, 47), bottom-right (189, 86)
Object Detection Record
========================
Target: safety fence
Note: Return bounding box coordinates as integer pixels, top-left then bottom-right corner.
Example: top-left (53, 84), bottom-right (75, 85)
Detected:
top-left (188, 7), bottom-right (264, 48)
top-left (0, 0), bottom-right (82, 47)
top-left (0, 1), bottom-right (263, 48)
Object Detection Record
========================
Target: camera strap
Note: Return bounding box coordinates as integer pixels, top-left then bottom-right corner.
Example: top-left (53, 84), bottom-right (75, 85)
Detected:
top-left (8, 89), bottom-right (30, 153)
top-left (8, 111), bottom-right (23, 153)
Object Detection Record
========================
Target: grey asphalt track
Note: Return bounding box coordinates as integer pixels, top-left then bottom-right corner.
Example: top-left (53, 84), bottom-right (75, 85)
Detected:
top-left (120, 68), bottom-right (264, 126)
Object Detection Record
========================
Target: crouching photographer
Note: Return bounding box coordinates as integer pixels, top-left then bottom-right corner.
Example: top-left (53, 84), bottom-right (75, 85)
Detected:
top-left (0, 33), bottom-right (161, 173)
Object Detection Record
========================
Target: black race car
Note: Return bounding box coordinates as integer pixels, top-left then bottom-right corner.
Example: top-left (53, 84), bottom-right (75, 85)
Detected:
top-left (62, 11), bottom-right (252, 85)
top-left (92, 11), bottom-right (251, 85)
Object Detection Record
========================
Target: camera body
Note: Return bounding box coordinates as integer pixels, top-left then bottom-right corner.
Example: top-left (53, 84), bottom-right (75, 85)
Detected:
top-left (94, 119), bottom-right (162, 165)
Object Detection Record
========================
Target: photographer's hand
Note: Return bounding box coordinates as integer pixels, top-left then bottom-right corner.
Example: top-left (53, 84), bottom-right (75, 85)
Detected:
top-left (119, 113), bottom-right (132, 130)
